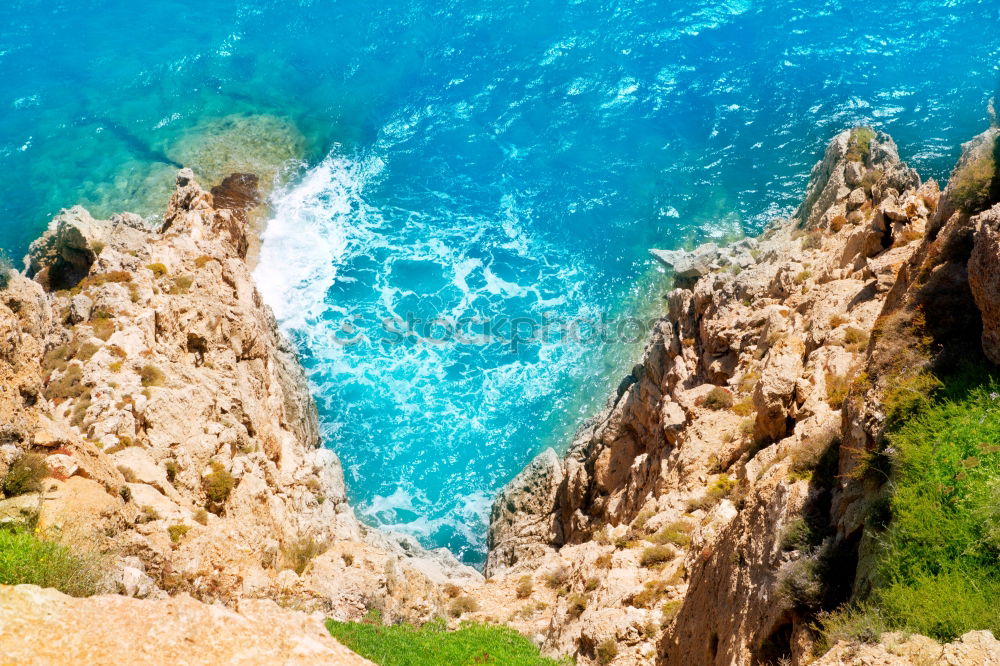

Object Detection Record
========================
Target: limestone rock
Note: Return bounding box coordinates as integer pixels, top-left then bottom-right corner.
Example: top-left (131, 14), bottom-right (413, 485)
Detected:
top-left (0, 584), bottom-right (372, 665)
top-left (968, 204), bottom-right (1000, 363)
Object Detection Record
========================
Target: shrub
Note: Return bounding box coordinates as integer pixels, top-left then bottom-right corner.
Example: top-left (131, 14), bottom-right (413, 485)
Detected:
top-left (193, 508), bottom-right (209, 525)
top-left (595, 639), bottom-right (618, 665)
top-left (544, 566), bottom-right (569, 590)
top-left (846, 127), bottom-right (876, 162)
top-left (801, 231), bottom-right (823, 250)
top-left (342, 552), bottom-right (355, 567)
top-left (194, 255), bottom-right (214, 269)
top-left (448, 595), bottom-right (479, 618)
top-left (326, 619), bottom-right (567, 665)
top-left (630, 579), bottom-right (669, 608)
top-left (584, 577), bottom-right (599, 592)
top-left (778, 556), bottom-right (823, 609)
top-left (169, 275), bottom-right (194, 295)
top-left (829, 314), bottom-right (847, 328)
top-left (949, 141), bottom-right (997, 213)
top-left (662, 599), bottom-right (683, 623)
top-left (595, 553), bottom-right (612, 569)
top-left (164, 460), bottom-right (179, 483)
top-left (794, 269), bottom-right (812, 285)
top-left (2, 453), bottom-right (48, 497)
top-left (168, 524), bottom-right (190, 544)
top-left (516, 575), bottom-right (533, 599)
top-left (702, 387), bottom-right (734, 410)
top-left (44, 364), bottom-right (85, 402)
top-left (815, 605), bottom-right (888, 655)
top-left (0, 251), bottom-right (12, 291)
top-left (203, 461), bottom-right (235, 506)
top-left (91, 317), bottom-right (116, 341)
top-left (731, 397), bottom-right (754, 416)
top-left (650, 521), bottom-right (692, 548)
top-left (146, 263), bottom-right (168, 278)
top-left (842, 326), bottom-right (869, 353)
top-left (566, 592), bottom-right (588, 619)
top-left (639, 545), bottom-right (673, 568)
top-left (825, 372), bottom-right (851, 407)
top-left (829, 214), bottom-right (847, 232)
top-left (139, 364), bottom-right (165, 387)
top-left (284, 536), bottom-right (327, 574)
top-left (707, 474), bottom-right (735, 500)
top-left (780, 518), bottom-right (814, 552)
top-left (0, 528), bottom-right (107, 596)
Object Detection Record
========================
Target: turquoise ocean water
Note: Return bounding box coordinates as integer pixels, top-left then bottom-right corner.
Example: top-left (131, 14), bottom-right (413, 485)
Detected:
top-left (2, 0), bottom-right (998, 565)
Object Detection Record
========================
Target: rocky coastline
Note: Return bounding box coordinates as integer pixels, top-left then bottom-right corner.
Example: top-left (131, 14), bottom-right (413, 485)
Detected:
top-left (2, 121), bottom-right (1000, 664)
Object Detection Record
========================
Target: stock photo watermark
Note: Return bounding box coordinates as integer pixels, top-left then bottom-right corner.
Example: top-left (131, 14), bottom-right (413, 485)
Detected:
top-left (322, 312), bottom-right (665, 350)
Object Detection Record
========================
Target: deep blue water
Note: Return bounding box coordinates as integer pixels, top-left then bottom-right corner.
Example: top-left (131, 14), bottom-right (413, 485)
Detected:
top-left (2, 0), bottom-right (998, 565)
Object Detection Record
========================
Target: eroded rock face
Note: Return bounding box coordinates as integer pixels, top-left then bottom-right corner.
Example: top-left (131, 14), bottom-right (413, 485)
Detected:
top-left (968, 204), bottom-right (1000, 364)
top-left (478, 130), bottom-right (945, 664)
top-left (0, 584), bottom-right (372, 665)
top-left (0, 169), bottom-right (479, 627)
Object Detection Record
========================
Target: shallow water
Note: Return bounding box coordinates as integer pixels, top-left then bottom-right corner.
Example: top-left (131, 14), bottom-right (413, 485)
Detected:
top-left (2, 0), bottom-right (998, 565)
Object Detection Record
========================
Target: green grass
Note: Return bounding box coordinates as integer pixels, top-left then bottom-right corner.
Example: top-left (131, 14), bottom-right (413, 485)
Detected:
top-left (326, 617), bottom-right (571, 665)
top-left (0, 528), bottom-right (107, 597)
top-left (842, 364), bottom-right (1000, 642)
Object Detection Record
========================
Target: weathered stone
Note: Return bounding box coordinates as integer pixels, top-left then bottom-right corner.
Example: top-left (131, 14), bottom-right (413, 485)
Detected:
top-left (0, 585), bottom-right (373, 665)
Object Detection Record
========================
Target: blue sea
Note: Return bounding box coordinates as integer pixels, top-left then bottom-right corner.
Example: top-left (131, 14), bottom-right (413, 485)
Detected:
top-left (2, 0), bottom-right (998, 565)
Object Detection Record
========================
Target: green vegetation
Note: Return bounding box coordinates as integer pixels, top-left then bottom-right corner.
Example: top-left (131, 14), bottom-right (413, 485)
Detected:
top-left (0, 528), bottom-right (106, 596)
top-left (515, 575), bottom-right (533, 599)
top-left (823, 363), bottom-right (1000, 645)
top-left (595, 639), bottom-right (618, 665)
top-left (169, 275), bottom-right (194, 295)
top-left (949, 139), bottom-right (997, 213)
top-left (326, 618), bottom-right (570, 666)
top-left (203, 461), bottom-right (235, 508)
top-left (2, 453), bottom-right (49, 497)
top-left (283, 536), bottom-right (327, 575)
top-left (639, 545), bottom-right (673, 568)
top-left (146, 263), bottom-right (168, 278)
top-left (702, 387), bottom-right (734, 410)
top-left (168, 523), bottom-right (190, 543)
top-left (139, 364), bottom-right (165, 387)
top-left (846, 127), bottom-right (876, 162)
top-left (0, 250), bottom-right (12, 290)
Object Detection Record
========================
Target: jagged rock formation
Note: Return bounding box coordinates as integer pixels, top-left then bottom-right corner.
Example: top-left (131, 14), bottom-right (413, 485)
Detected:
top-left (480, 127), bottom-right (1000, 665)
top-left (0, 169), bottom-right (479, 643)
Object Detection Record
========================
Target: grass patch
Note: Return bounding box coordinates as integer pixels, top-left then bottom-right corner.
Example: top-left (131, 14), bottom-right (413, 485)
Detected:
top-left (139, 364), bottom-right (165, 387)
top-left (701, 387), bottom-right (734, 410)
top-left (949, 138), bottom-right (997, 213)
top-left (2, 453), bottom-right (48, 497)
top-left (0, 527), bottom-right (106, 596)
top-left (326, 618), bottom-right (569, 665)
top-left (203, 461), bottom-right (235, 509)
top-left (821, 363), bottom-right (1000, 647)
top-left (846, 127), bottom-right (876, 163)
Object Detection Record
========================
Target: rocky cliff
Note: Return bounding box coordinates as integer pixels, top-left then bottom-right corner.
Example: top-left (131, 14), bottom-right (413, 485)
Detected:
top-left (482, 126), bottom-right (1000, 664)
top-left (0, 169), bottom-right (479, 659)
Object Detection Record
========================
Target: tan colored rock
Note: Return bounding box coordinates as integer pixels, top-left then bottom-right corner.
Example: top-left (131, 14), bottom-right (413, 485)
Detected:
top-left (968, 204), bottom-right (1000, 363)
top-left (0, 584), bottom-right (372, 665)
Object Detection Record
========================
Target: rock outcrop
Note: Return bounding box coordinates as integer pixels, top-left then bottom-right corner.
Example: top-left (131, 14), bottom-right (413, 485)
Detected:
top-left (479, 127), bottom-right (1000, 665)
top-left (0, 169), bottom-right (479, 637)
top-left (0, 584), bottom-right (372, 665)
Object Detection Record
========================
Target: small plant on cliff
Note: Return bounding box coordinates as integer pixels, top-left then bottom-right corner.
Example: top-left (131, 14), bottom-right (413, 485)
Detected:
top-left (630, 579), bottom-right (670, 608)
top-left (139, 363), bottom-right (165, 387)
top-left (842, 326), bottom-right (870, 353)
top-left (825, 372), bottom-right (851, 407)
top-left (203, 461), bottom-right (235, 508)
top-left (639, 545), bottom-right (674, 568)
top-left (146, 263), bottom-right (168, 278)
top-left (702, 387), bottom-right (734, 410)
top-left (0, 527), bottom-right (107, 596)
top-left (2, 453), bottom-right (48, 497)
top-left (566, 592), bottom-right (588, 619)
top-left (516, 575), bottom-right (534, 599)
top-left (595, 639), bottom-right (618, 665)
top-left (544, 566), bottom-right (570, 590)
top-left (650, 521), bottom-right (692, 548)
top-left (846, 127), bottom-right (876, 162)
top-left (169, 275), bottom-right (194, 295)
top-left (0, 250), bottom-right (12, 290)
top-left (168, 524), bottom-right (191, 544)
top-left (448, 595), bottom-right (479, 618)
top-left (949, 141), bottom-right (997, 213)
top-left (284, 536), bottom-right (328, 574)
